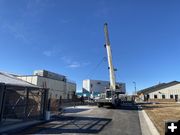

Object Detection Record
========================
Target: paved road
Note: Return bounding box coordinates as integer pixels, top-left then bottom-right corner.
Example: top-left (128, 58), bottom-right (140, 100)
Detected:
top-left (16, 105), bottom-right (142, 135)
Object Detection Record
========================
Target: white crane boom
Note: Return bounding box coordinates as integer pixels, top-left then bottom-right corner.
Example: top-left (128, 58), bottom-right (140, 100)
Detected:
top-left (95, 23), bottom-right (127, 108)
top-left (104, 23), bottom-right (116, 90)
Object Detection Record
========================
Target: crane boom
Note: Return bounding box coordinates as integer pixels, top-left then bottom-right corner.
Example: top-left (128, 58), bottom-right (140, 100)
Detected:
top-left (104, 23), bottom-right (116, 90)
top-left (95, 23), bottom-right (126, 108)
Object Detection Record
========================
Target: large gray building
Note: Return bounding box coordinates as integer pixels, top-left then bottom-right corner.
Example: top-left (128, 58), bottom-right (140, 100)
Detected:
top-left (82, 79), bottom-right (126, 97)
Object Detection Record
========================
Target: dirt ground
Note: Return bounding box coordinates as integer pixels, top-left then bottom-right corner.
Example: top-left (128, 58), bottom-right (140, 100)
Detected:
top-left (142, 102), bottom-right (180, 135)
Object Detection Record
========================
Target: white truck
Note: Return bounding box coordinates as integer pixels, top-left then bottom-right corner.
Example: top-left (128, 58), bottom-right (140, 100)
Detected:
top-left (95, 23), bottom-right (126, 108)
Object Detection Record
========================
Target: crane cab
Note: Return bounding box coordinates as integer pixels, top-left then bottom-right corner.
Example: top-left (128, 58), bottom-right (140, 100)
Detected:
top-left (96, 88), bottom-right (126, 108)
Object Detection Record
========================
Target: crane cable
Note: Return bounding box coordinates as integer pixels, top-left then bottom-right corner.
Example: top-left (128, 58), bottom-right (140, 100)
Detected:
top-left (85, 56), bottom-right (107, 79)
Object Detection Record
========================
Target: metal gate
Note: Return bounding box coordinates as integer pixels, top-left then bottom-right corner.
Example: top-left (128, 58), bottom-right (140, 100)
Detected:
top-left (2, 87), bottom-right (48, 122)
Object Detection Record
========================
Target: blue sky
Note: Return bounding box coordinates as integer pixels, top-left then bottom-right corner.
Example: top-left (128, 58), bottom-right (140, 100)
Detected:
top-left (0, 0), bottom-right (180, 94)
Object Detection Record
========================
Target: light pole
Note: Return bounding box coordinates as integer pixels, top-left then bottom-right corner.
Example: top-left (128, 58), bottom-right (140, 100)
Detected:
top-left (133, 82), bottom-right (136, 95)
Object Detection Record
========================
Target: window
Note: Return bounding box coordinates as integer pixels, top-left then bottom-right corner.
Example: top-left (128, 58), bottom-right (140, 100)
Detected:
top-left (170, 95), bottom-right (173, 99)
top-left (97, 82), bottom-right (101, 85)
top-left (106, 91), bottom-right (112, 98)
top-left (154, 95), bottom-right (157, 99)
top-left (162, 95), bottom-right (165, 99)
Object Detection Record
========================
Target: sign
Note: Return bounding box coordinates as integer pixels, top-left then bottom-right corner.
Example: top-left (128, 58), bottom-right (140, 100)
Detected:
top-left (165, 120), bottom-right (180, 135)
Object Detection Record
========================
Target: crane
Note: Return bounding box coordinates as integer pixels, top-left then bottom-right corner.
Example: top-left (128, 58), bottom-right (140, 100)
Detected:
top-left (104, 23), bottom-right (116, 90)
top-left (95, 23), bottom-right (126, 108)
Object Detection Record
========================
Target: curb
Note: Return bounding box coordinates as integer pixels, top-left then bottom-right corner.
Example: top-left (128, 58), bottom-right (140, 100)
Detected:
top-left (138, 107), bottom-right (160, 135)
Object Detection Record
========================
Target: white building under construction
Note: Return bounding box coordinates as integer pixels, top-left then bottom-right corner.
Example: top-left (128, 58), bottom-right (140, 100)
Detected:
top-left (17, 70), bottom-right (76, 100)
top-left (82, 79), bottom-right (126, 97)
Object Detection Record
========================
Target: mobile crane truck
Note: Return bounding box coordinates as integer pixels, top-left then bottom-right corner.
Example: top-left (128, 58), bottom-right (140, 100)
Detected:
top-left (95, 23), bottom-right (126, 108)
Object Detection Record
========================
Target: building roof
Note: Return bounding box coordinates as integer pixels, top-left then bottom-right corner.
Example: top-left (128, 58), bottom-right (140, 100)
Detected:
top-left (137, 81), bottom-right (180, 95)
top-left (34, 69), bottom-right (66, 77)
top-left (18, 69), bottom-right (77, 83)
top-left (83, 79), bottom-right (124, 84)
top-left (0, 72), bottom-right (39, 88)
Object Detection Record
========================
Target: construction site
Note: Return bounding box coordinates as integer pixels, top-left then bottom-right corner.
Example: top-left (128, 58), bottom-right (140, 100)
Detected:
top-left (0, 22), bottom-right (179, 135)
top-left (1, 1), bottom-right (180, 135)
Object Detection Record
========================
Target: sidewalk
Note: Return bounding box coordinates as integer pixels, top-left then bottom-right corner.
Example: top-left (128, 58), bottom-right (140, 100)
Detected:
top-left (138, 105), bottom-right (160, 135)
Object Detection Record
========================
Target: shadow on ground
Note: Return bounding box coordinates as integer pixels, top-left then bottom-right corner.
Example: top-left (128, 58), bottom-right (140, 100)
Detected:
top-left (64, 108), bottom-right (90, 113)
top-left (103, 104), bottom-right (139, 111)
top-left (14, 116), bottom-right (112, 134)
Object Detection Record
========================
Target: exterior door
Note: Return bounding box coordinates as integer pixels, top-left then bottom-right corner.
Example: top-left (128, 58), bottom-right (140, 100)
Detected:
top-left (175, 95), bottom-right (178, 102)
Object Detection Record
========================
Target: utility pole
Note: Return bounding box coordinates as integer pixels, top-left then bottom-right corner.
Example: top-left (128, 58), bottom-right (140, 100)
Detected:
top-left (133, 81), bottom-right (136, 95)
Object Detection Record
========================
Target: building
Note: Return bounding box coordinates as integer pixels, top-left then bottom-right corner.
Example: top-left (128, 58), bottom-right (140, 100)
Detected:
top-left (0, 72), bottom-right (48, 124)
top-left (17, 70), bottom-right (76, 100)
top-left (137, 81), bottom-right (180, 102)
top-left (82, 79), bottom-right (126, 97)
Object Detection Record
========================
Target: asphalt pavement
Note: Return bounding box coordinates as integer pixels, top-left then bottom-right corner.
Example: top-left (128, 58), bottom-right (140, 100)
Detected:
top-left (14, 105), bottom-right (142, 135)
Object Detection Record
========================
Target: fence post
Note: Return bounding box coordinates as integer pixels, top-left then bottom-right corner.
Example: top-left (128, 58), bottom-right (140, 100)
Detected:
top-left (42, 89), bottom-right (49, 120)
top-left (25, 88), bottom-right (29, 120)
top-left (0, 83), bottom-right (5, 122)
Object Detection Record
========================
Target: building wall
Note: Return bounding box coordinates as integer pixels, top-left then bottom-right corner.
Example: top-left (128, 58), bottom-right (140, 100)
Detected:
top-left (66, 82), bottom-right (76, 99)
top-left (36, 76), bottom-right (66, 99)
top-left (83, 79), bottom-right (126, 95)
top-left (138, 84), bottom-right (180, 102)
top-left (18, 76), bottom-right (76, 99)
top-left (83, 80), bottom-right (90, 93)
top-left (19, 76), bottom-right (38, 85)
top-left (149, 84), bottom-right (180, 100)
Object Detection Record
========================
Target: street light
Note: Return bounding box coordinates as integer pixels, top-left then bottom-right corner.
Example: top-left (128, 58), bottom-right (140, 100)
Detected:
top-left (133, 81), bottom-right (136, 95)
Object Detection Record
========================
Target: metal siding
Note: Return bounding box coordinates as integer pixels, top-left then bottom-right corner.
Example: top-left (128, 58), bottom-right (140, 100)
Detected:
top-left (82, 79), bottom-right (126, 94)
